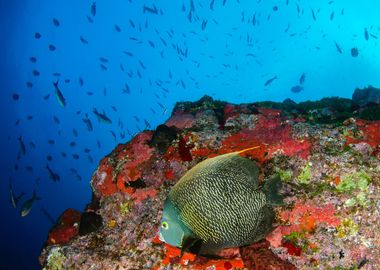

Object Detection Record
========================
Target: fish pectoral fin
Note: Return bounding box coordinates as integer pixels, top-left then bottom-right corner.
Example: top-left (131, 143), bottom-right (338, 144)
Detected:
top-left (181, 235), bottom-right (203, 256)
top-left (262, 175), bottom-right (284, 206)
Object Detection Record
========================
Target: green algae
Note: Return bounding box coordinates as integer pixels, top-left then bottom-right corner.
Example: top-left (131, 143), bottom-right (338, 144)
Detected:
top-left (45, 247), bottom-right (66, 270)
top-left (337, 171), bottom-right (371, 207)
top-left (335, 218), bottom-right (359, 239)
top-left (336, 171), bottom-right (371, 193)
top-left (297, 163), bottom-right (312, 184)
top-left (276, 169), bottom-right (293, 182)
top-left (284, 231), bottom-right (306, 243)
top-left (119, 200), bottom-right (133, 216)
top-left (283, 231), bottom-right (317, 253)
top-left (309, 182), bottom-right (335, 197)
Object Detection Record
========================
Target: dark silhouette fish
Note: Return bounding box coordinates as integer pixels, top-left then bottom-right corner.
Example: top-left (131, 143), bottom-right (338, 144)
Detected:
top-left (299, 73), bottom-right (306, 85)
top-left (311, 9), bottom-right (316, 20)
top-left (334, 41), bottom-right (342, 54)
top-left (264, 75), bottom-right (278, 87)
top-left (18, 136), bottom-right (26, 156)
top-left (80, 36), bottom-right (88, 44)
top-left (49, 44), bottom-right (56, 51)
top-left (201, 20), bottom-right (208, 30)
top-left (330, 11), bottom-right (334, 21)
top-left (291, 85), bottom-right (304, 93)
top-left (9, 181), bottom-right (25, 208)
top-left (86, 15), bottom-right (94, 23)
top-left (143, 4), bottom-right (158, 14)
top-left (364, 28), bottom-right (369, 40)
top-left (46, 164), bottom-right (60, 182)
top-left (53, 80), bottom-right (66, 107)
top-left (91, 2), bottom-right (96, 17)
top-left (100, 64), bottom-right (108, 71)
top-left (93, 108), bottom-right (112, 124)
top-left (351, 47), bottom-right (359, 57)
top-left (52, 18), bottom-right (60, 27)
top-left (82, 114), bottom-right (93, 131)
top-left (209, 0), bottom-right (215, 10)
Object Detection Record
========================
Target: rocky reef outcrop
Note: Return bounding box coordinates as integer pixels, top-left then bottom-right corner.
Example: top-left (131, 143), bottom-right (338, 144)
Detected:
top-left (39, 91), bottom-right (380, 270)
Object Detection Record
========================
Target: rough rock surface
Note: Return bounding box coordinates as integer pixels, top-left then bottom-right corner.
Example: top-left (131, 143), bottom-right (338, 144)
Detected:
top-left (40, 95), bottom-right (380, 270)
top-left (353, 85), bottom-right (380, 106)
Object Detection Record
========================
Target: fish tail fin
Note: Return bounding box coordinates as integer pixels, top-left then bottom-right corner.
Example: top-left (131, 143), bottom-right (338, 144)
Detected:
top-left (33, 190), bottom-right (41, 201)
top-left (53, 80), bottom-right (59, 87)
top-left (263, 175), bottom-right (284, 206)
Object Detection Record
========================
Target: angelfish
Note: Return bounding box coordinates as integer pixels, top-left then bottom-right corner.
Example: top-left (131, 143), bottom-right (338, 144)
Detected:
top-left (159, 147), bottom-right (284, 255)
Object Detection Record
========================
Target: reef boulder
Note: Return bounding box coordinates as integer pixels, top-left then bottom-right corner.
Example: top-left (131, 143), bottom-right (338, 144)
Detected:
top-left (40, 94), bottom-right (380, 270)
top-left (352, 85), bottom-right (380, 106)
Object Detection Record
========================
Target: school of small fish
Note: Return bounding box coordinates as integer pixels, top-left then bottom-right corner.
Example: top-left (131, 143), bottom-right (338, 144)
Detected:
top-left (7, 0), bottom-right (379, 219)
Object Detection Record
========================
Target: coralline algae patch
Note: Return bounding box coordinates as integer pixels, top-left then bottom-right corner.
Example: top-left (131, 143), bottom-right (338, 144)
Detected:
top-left (40, 95), bottom-right (380, 270)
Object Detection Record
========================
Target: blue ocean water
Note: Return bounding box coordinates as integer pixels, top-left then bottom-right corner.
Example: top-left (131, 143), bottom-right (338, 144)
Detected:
top-left (0, 1), bottom-right (379, 269)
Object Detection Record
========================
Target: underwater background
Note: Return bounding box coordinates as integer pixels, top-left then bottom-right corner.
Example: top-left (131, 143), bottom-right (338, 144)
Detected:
top-left (1, 0), bottom-right (379, 269)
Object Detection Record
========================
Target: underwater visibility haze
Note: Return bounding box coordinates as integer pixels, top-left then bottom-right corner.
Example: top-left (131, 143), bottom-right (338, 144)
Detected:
top-left (1, 1), bottom-right (380, 269)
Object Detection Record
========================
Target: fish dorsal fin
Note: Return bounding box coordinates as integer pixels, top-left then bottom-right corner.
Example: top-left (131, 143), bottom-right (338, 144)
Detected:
top-left (235, 146), bottom-right (260, 155)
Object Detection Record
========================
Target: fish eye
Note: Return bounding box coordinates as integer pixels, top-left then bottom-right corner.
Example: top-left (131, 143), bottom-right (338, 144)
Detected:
top-left (161, 221), bottom-right (169, 230)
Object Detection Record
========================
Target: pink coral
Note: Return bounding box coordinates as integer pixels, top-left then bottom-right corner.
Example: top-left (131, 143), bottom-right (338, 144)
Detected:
top-left (165, 113), bottom-right (195, 129)
top-left (131, 187), bottom-right (157, 204)
top-left (267, 200), bottom-right (340, 248)
top-left (91, 132), bottom-right (154, 197)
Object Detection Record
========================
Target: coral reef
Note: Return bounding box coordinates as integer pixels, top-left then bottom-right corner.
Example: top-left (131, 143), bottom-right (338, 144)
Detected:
top-left (40, 93), bottom-right (380, 270)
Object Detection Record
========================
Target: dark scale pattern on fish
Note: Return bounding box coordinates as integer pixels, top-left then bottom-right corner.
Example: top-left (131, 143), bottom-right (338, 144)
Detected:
top-left (169, 153), bottom-right (270, 251)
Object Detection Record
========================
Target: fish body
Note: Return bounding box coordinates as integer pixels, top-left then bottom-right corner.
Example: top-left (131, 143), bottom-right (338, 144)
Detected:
top-left (351, 47), bottom-right (359, 57)
top-left (46, 164), bottom-right (60, 182)
top-left (93, 108), bottom-right (112, 124)
top-left (9, 183), bottom-right (25, 208)
top-left (334, 42), bottom-right (342, 54)
top-left (18, 136), bottom-right (26, 156)
top-left (209, 0), bottom-right (215, 10)
top-left (299, 73), bottom-right (306, 85)
top-left (160, 149), bottom-right (283, 254)
top-left (91, 2), bottom-right (96, 16)
top-left (311, 9), bottom-right (316, 20)
top-left (143, 5), bottom-right (158, 14)
top-left (291, 85), bottom-right (304, 93)
top-left (264, 76), bottom-right (278, 86)
top-left (53, 80), bottom-right (66, 107)
top-left (80, 36), bottom-right (88, 44)
top-left (20, 191), bottom-right (40, 217)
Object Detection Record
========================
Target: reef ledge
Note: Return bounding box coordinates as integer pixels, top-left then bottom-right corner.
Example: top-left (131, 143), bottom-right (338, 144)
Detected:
top-left (40, 88), bottom-right (380, 270)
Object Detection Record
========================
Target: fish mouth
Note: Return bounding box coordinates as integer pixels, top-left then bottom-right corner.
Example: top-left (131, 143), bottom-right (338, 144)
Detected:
top-left (158, 232), bottom-right (164, 242)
